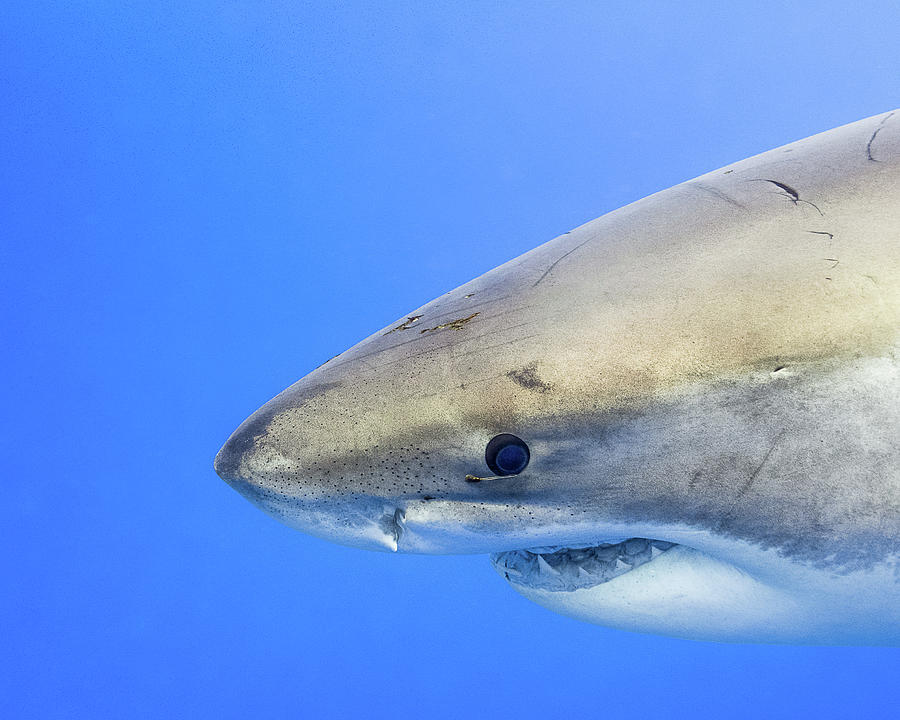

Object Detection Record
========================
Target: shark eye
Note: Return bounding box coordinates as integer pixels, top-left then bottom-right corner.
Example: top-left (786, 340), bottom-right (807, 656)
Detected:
top-left (485, 434), bottom-right (530, 476)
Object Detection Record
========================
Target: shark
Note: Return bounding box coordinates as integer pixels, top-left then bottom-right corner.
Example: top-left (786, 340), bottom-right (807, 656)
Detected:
top-left (215, 111), bottom-right (900, 644)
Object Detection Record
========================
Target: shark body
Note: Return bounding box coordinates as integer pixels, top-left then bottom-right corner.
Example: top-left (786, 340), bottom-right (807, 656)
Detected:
top-left (216, 111), bottom-right (900, 644)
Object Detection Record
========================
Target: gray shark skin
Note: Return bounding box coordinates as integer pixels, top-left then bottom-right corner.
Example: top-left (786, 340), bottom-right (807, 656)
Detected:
top-left (216, 111), bottom-right (900, 645)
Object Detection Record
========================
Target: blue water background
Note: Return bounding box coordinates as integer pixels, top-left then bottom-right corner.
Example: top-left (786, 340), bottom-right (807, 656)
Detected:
top-left (3, 3), bottom-right (899, 717)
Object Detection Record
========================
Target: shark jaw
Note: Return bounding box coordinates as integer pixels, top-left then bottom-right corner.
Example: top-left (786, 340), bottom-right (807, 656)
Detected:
top-left (221, 480), bottom-right (899, 644)
top-left (492, 540), bottom-right (815, 644)
top-left (486, 537), bottom-right (793, 643)
top-left (491, 538), bottom-right (678, 592)
top-left (488, 535), bottom-right (900, 645)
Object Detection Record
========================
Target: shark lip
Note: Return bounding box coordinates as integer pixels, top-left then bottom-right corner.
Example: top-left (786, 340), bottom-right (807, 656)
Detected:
top-left (490, 538), bottom-right (678, 592)
top-left (378, 507), bottom-right (406, 552)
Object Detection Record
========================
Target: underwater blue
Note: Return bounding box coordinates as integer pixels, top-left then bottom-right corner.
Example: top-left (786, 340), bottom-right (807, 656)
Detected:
top-left (3, 2), bottom-right (899, 717)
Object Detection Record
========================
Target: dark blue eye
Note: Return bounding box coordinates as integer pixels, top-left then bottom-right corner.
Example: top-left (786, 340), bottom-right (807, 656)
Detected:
top-left (485, 434), bottom-right (530, 476)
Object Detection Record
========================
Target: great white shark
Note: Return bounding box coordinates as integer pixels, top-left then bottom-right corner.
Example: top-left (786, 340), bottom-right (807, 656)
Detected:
top-left (215, 111), bottom-right (900, 645)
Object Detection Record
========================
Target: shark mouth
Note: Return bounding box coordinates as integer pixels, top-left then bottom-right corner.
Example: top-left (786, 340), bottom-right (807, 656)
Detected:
top-left (490, 538), bottom-right (677, 592)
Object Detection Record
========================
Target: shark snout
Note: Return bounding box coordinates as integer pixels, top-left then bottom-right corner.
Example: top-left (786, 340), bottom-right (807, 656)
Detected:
top-left (213, 432), bottom-right (242, 484)
top-left (213, 408), bottom-right (275, 487)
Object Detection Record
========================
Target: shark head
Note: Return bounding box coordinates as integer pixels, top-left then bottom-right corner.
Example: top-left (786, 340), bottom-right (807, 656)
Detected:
top-left (213, 258), bottom-right (624, 557)
top-left (215, 112), bottom-right (900, 644)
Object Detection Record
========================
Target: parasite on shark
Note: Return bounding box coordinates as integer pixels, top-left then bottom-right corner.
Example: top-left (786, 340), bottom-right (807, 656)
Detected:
top-left (216, 111), bottom-right (900, 645)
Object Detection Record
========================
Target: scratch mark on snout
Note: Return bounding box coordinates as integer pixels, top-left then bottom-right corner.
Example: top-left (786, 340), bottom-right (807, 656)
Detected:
top-left (384, 315), bottom-right (422, 335)
top-left (738, 430), bottom-right (786, 502)
top-left (750, 179), bottom-right (824, 216)
top-left (807, 230), bottom-right (834, 240)
top-left (866, 111), bottom-right (895, 162)
top-left (760, 178), bottom-right (799, 201)
top-left (717, 429), bottom-right (787, 531)
top-left (690, 182), bottom-right (746, 209)
top-left (533, 233), bottom-right (598, 287)
top-left (420, 312), bottom-right (480, 334)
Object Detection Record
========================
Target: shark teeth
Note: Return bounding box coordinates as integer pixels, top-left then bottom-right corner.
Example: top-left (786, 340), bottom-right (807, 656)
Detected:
top-left (490, 538), bottom-right (677, 592)
top-left (537, 555), bottom-right (560, 576)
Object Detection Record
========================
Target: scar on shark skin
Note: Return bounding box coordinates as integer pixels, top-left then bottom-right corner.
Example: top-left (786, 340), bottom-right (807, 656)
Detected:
top-left (533, 234), bottom-right (598, 288)
top-left (749, 178), bottom-right (824, 216)
top-left (691, 183), bottom-right (746, 209)
top-left (866, 112), bottom-right (895, 162)
top-left (419, 312), bottom-right (480, 334)
top-left (716, 429), bottom-right (788, 531)
top-left (384, 315), bottom-right (422, 335)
